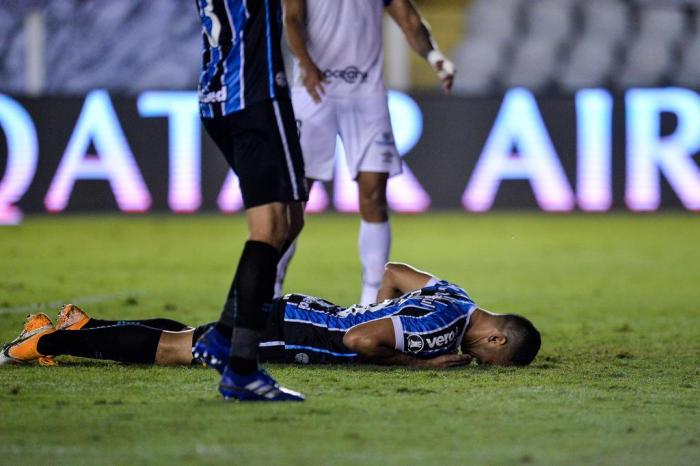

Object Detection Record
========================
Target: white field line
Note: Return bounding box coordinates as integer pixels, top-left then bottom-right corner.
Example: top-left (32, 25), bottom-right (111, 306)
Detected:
top-left (0, 291), bottom-right (144, 315)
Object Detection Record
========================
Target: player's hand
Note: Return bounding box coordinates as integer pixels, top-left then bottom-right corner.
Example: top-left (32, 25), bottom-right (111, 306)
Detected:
top-left (427, 50), bottom-right (455, 95)
top-left (424, 353), bottom-right (472, 369)
top-left (300, 59), bottom-right (328, 103)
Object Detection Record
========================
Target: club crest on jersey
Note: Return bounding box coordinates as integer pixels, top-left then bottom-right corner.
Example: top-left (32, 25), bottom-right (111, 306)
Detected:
top-left (324, 66), bottom-right (368, 84)
top-left (198, 87), bottom-right (227, 104)
top-left (407, 334), bottom-right (425, 353)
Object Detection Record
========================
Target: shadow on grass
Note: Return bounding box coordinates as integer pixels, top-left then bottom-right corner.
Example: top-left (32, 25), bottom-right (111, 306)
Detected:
top-left (3, 359), bottom-right (549, 375)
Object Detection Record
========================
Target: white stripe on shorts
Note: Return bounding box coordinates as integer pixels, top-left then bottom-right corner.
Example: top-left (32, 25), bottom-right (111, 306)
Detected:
top-left (272, 99), bottom-right (300, 200)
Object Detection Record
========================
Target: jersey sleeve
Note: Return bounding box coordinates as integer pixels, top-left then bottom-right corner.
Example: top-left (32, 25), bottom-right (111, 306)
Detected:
top-left (390, 304), bottom-right (471, 358)
top-left (426, 279), bottom-right (472, 300)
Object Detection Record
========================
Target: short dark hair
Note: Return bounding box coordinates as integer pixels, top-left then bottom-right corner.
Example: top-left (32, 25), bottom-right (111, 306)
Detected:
top-left (499, 314), bottom-right (541, 366)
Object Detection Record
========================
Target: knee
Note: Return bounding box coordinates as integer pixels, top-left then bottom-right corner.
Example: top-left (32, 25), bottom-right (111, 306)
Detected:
top-left (359, 189), bottom-right (388, 222)
top-left (249, 214), bottom-right (289, 249)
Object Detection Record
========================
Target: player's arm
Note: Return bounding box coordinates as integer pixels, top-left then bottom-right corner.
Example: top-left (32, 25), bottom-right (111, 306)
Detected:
top-left (343, 319), bottom-right (471, 368)
top-left (385, 0), bottom-right (455, 93)
top-left (282, 0), bottom-right (327, 102)
top-left (376, 262), bottom-right (436, 301)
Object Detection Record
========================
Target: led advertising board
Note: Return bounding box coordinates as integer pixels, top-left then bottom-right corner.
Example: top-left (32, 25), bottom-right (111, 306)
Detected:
top-left (1, 88), bottom-right (698, 224)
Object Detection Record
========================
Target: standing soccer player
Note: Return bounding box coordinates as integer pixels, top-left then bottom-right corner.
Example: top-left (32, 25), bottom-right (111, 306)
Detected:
top-left (280, 0), bottom-right (455, 305)
top-left (192, 0), bottom-right (308, 401)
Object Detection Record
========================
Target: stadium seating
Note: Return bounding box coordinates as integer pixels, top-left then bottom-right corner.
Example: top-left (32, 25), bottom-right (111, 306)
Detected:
top-left (1, 0), bottom-right (700, 96)
top-left (453, 0), bottom-right (700, 95)
top-left (615, 37), bottom-right (674, 88)
top-left (451, 38), bottom-right (505, 94)
top-left (501, 37), bottom-right (561, 91)
top-left (674, 34), bottom-right (700, 87)
top-left (558, 36), bottom-right (618, 92)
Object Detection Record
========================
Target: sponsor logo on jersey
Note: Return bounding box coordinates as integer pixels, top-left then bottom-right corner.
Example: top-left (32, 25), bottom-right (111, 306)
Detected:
top-left (407, 334), bottom-right (425, 353)
top-left (275, 72), bottom-right (288, 88)
top-left (323, 66), bottom-right (369, 84)
top-left (198, 87), bottom-right (228, 104)
top-left (425, 328), bottom-right (457, 349)
top-left (408, 325), bottom-right (461, 354)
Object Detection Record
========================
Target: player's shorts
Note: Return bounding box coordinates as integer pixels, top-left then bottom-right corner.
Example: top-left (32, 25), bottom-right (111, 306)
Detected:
top-left (202, 97), bottom-right (308, 209)
top-left (291, 89), bottom-right (402, 181)
top-left (258, 296), bottom-right (359, 365)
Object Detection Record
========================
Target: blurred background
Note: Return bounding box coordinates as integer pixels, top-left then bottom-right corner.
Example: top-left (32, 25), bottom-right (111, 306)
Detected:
top-left (0, 0), bottom-right (699, 223)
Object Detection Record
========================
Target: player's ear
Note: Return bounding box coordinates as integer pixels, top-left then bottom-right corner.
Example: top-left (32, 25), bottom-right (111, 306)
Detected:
top-left (488, 334), bottom-right (507, 346)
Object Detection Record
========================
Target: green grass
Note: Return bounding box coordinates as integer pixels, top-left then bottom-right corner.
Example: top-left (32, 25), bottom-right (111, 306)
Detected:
top-left (0, 213), bottom-right (698, 465)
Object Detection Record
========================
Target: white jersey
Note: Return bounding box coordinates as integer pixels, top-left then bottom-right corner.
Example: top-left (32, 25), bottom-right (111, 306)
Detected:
top-left (292, 0), bottom-right (390, 97)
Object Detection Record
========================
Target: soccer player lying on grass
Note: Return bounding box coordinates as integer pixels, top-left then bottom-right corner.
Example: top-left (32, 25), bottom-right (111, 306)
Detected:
top-left (1, 263), bottom-right (541, 373)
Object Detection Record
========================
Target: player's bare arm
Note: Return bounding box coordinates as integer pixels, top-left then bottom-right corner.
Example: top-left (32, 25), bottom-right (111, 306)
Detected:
top-left (385, 0), bottom-right (455, 94)
top-left (283, 0), bottom-right (328, 103)
top-left (343, 318), bottom-right (472, 368)
top-left (376, 262), bottom-right (435, 301)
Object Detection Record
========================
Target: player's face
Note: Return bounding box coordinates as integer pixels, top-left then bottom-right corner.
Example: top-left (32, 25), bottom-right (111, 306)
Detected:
top-left (462, 334), bottom-right (512, 366)
top-left (467, 346), bottom-right (512, 366)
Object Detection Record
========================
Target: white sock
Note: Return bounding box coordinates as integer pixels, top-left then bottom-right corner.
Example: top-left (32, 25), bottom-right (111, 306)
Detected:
top-left (274, 241), bottom-right (297, 298)
top-left (358, 220), bottom-right (391, 305)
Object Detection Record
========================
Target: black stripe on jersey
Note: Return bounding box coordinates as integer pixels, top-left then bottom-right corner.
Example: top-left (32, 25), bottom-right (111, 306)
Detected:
top-left (396, 306), bottom-right (432, 317)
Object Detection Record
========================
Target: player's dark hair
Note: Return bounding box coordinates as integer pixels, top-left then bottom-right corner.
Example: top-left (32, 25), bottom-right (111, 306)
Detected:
top-left (499, 314), bottom-right (541, 366)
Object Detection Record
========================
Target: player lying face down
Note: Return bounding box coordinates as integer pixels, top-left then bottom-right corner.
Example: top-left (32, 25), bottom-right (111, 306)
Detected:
top-left (1, 263), bottom-right (541, 369)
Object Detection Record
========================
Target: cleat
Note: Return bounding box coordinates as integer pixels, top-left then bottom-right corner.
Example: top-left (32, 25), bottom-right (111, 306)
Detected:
top-left (1, 313), bottom-right (56, 366)
top-left (55, 303), bottom-right (91, 330)
top-left (192, 327), bottom-right (229, 374)
top-left (219, 367), bottom-right (305, 402)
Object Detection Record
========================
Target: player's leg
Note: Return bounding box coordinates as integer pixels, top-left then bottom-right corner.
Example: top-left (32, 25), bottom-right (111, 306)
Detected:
top-left (57, 303), bottom-right (191, 332)
top-left (1, 312), bottom-right (183, 365)
top-left (274, 201), bottom-right (305, 297)
top-left (337, 95), bottom-right (402, 305)
top-left (197, 98), bottom-right (307, 401)
top-left (37, 325), bottom-right (166, 364)
top-left (221, 201), bottom-right (289, 374)
top-left (154, 330), bottom-right (199, 365)
top-left (274, 90), bottom-right (339, 297)
top-left (357, 171), bottom-right (391, 305)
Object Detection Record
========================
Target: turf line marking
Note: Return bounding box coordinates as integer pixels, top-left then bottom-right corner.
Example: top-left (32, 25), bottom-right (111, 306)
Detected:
top-left (0, 291), bottom-right (144, 315)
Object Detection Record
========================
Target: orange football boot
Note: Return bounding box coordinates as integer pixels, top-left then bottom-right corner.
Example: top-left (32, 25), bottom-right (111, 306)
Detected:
top-left (55, 303), bottom-right (91, 331)
top-left (0, 313), bottom-right (56, 366)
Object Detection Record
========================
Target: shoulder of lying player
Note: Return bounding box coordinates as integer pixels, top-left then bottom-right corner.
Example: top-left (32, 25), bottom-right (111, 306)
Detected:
top-left (421, 279), bottom-right (473, 300)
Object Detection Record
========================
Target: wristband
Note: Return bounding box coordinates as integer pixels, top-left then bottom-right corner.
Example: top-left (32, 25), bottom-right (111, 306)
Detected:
top-left (427, 49), bottom-right (455, 80)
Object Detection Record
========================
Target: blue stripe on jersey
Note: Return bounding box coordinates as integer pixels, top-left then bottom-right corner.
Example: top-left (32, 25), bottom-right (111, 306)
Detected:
top-left (222, 1), bottom-right (247, 114)
top-left (264, 0), bottom-right (275, 98)
top-left (285, 345), bottom-right (358, 358)
top-left (284, 306), bottom-right (359, 330)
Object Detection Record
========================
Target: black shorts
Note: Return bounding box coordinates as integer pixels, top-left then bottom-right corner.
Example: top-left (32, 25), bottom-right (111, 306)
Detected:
top-left (202, 98), bottom-right (308, 209)
top-left (257, 296), bottom-right (358, 365)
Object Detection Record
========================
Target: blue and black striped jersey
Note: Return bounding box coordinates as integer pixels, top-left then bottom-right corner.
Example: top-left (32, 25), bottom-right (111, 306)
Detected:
top-left (261, 280), bottom-right (476, 364)
top-left (195, 0), bottom-right (289, 118)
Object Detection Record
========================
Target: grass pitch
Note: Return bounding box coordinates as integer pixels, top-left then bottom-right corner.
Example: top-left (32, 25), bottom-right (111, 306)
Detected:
top-left (0, 213), bottom-right (698, 465)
